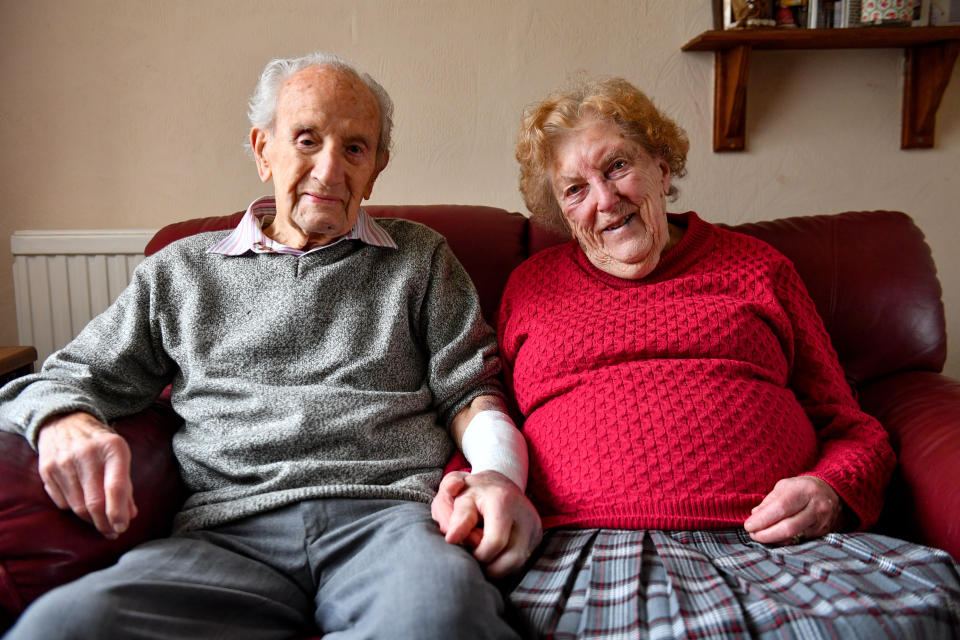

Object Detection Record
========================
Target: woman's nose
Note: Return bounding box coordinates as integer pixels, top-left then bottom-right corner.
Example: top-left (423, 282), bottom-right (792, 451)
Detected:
top-left (593, 179), bottom-right (619, 213)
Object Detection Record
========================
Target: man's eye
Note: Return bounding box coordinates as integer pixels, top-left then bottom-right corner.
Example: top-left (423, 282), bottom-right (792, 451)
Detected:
top-left (346, 144), bottom-right (364, 155)
top-left (298, 138), bottom-right (316, 147)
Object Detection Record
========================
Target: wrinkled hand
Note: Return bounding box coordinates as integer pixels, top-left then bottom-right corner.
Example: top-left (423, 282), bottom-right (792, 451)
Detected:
top-left (432, 470), bottom-right (542, 578)
top-left (37, 411), bottom-right (137, 539)
top-left (744, 476), bottom-right (841, 545)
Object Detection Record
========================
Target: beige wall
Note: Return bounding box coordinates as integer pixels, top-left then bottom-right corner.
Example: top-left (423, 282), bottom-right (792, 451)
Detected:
top-left (2, 0), bottom-right (959, 377)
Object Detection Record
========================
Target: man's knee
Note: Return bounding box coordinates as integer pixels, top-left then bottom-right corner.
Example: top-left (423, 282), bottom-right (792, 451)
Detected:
top-left (378, 579), bottom-right (516, 640)
top-left (7, 577), bottom-right (121, 639)
top-left (390, 546), bottom-right (517, 637)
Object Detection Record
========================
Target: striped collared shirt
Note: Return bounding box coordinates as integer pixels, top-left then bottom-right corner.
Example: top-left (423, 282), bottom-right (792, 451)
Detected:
top-left (208, 195), bottom-right (397, 256)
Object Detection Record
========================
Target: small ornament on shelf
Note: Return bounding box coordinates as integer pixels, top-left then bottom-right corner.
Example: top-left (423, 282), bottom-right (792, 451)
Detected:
top-left (729, 0), bottom-right (777, 28)
top-left (776, 0), bottom-right (810, 27)
top-left (776, 4), bottom-right (799, 24)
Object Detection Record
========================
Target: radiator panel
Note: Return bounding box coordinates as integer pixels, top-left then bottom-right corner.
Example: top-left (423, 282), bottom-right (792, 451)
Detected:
top-left (11, 230), bottom-right (155, 367)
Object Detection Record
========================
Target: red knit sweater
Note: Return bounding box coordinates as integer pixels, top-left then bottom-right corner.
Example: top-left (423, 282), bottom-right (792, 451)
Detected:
top-left (497, 212), bottom-right (895, 532)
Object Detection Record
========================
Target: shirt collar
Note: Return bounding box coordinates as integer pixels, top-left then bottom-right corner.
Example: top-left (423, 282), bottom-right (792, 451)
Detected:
top-left (208, 195), bottom-right (397, 256)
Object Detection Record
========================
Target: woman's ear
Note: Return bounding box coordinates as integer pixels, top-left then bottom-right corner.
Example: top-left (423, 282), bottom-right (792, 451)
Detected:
top-left (658, 157), bottom-right (671, 195)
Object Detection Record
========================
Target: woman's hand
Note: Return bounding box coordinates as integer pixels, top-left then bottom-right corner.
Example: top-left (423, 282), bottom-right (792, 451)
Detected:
top-left (744, 476), bottom-right (842, 545)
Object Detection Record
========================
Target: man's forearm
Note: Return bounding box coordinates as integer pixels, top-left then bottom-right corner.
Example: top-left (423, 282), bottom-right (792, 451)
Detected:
top-left (450, 394), bottom-right (507, 444)
top-left (451, 394), bottom-right (528, 492)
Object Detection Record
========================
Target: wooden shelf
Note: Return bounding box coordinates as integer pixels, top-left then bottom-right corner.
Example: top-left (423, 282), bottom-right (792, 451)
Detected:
top-left (681, 27), bottom-right (960, 151)
top-left (683, 26), bottom-right (960, 51)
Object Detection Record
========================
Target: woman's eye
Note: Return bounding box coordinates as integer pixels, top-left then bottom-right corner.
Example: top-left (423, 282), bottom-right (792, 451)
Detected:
top-left (611, 159), bottom-right (627, 171)
top-left (565, 185), bottom-right (582, 197)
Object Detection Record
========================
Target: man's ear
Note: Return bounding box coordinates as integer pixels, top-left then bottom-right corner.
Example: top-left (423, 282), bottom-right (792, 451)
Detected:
top-left (251, 128), bottom-right (272, 183)
top-left (363, 150), bottom-right (389, 200)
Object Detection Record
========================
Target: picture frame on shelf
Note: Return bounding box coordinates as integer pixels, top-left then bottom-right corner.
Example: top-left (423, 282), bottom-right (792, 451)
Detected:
top-left (720, 0), bottom-right (735, 28)
top-left (912, 0), bottom-right (932, 25)
top-left (930, 0), bottom-right (960, 24)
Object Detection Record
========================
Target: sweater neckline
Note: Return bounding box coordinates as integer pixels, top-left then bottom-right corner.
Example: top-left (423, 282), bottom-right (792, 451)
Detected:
top-left (571, 212), bottom-right (715, 288)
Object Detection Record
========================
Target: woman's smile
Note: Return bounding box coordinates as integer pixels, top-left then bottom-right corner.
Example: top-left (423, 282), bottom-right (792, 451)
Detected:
top-left (602, 213), bottom-right (634, 233)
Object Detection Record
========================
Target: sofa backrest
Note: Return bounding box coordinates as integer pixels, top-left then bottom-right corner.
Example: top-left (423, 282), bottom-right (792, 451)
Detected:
top-left (145, 205), bottom-right (946, 388)
top-left (725, 211), bottom-right (946, 386)
top-left (365, 205), bottom-right (530, 323)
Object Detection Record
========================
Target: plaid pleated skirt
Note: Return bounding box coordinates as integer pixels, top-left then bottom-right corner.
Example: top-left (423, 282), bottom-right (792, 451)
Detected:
top-left (508, 529), bottom-right (960, 639)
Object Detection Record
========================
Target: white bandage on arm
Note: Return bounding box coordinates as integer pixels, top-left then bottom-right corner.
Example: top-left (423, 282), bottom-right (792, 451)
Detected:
top-left (460, 410), bottom-right (529, 492)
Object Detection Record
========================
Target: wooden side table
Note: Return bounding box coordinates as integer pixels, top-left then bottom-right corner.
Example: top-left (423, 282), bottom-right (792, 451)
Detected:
top-left (0, 346), bottom-right (38, 386)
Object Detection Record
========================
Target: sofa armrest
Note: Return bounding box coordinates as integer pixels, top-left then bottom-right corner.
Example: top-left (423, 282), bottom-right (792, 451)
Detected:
top-left (858, 371), bottom-right (960, 560)
top-left (0, 404), bottom-right (185, 625)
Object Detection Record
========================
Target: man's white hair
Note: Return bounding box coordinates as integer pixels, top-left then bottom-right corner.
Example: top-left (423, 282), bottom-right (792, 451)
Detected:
top-left (246, 52), bottom-right (393, 164)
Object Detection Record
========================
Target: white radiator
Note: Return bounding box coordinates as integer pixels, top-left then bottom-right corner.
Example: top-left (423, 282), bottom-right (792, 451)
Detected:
top-left (11, 229), bottom-right (157, 367)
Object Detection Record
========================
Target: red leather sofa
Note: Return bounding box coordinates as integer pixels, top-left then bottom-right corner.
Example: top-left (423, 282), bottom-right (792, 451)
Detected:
top-left (2, 204), bottom-right (959, 632)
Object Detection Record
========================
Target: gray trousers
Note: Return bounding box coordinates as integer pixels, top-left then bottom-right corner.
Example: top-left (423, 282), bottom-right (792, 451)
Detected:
top-left (7, 498), bottom-right (519, 639)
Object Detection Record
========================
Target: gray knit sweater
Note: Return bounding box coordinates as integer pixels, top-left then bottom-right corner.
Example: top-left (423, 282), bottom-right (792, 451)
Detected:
top-left (0, 219), bottom-right (502, 532)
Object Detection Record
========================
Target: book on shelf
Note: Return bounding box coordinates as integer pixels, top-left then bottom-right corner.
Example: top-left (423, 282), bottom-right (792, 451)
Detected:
top-left (810, 0), bottom-right (868, 28)
top-left (771, 0), bottom-right (844, 28)
top-left (836, 0), bottom-right (862, 27)
top-left (809, 0), bottom-right (846, 27)
top-left (716, 0), bottom-right (948, 31)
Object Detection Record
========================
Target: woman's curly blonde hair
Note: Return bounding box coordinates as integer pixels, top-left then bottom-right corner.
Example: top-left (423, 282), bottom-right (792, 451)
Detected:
top-left (515, 76), bottom-right (689, 232)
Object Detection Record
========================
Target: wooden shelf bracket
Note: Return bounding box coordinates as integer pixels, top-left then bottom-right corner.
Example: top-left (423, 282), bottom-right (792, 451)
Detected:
top-left (715, 45), bottom-right (751, 151)
top-left (683, 27), bottom-right (960, 152)
top-left (902, 41), bottom-right (960, 149)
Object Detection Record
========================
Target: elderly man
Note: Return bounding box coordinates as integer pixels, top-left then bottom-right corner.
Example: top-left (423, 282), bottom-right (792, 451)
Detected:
top-left (0, 52), bottom-right (539, 639)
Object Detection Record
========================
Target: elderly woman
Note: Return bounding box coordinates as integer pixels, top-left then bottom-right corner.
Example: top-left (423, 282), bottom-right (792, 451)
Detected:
top-left (435, 76), bottom-right (960, 638)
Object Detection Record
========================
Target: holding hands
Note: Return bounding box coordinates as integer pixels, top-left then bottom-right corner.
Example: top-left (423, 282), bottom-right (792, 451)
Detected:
top-left (441, 398), bottom-right (542, 577)
top-left (432, 469), bottom-right (542, 578)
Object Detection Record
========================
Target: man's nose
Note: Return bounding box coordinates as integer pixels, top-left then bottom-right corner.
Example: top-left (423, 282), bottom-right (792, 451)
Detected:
top-left (311, 146), bottom-right (344, 185)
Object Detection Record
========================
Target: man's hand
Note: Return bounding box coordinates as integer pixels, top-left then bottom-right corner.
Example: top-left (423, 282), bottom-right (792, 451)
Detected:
top-left (37, 411), bottom-right (137, 539)
top-left (744, 476), bottom-right (842, 545)
top-left (432, 470), bottom-right (542, 579)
